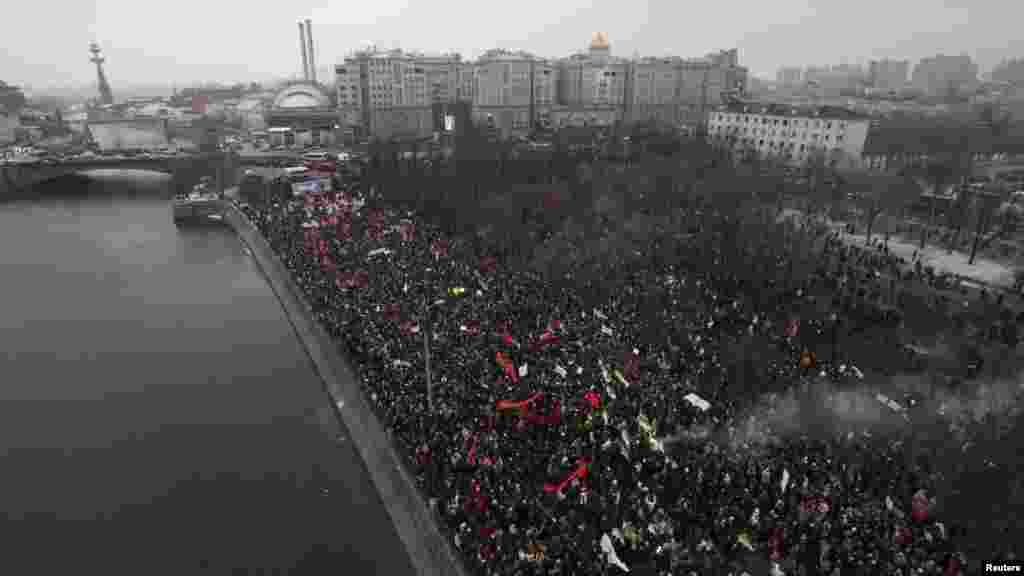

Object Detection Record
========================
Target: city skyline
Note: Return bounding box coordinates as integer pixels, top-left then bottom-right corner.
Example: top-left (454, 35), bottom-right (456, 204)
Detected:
top-left (3, 0), bottom-right (1021, 93)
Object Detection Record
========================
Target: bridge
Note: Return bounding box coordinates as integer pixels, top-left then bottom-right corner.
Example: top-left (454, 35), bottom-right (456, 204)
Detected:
top-left (0, 153), bottom-right (301, 200)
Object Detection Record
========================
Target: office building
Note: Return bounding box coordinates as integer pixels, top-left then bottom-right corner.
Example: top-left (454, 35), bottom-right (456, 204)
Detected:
top-left (707, 101), bottom-right (871, 169)
top-left (336, 48), bottom-right (441, 140)
top-left (868, 59), bottom-right (909, 92)
top-left (912, 54), bottom-right (979, 98)
top-left (776, 67), bottom-right (803, 86)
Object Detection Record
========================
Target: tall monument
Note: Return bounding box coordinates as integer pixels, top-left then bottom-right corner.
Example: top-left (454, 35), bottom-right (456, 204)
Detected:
top-left (89, 42), bottom-right (114, 105)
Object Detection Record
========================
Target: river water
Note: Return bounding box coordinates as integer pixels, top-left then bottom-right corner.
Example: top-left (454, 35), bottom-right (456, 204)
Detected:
top-left (0, 172), bottom-right (414, 575)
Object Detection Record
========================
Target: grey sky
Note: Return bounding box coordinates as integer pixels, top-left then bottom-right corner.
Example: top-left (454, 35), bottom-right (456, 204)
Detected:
top-left (3, 0), bottom-right (1022, 91)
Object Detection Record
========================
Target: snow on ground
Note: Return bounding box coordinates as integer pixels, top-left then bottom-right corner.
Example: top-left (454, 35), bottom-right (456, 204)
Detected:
top-left (841, 230), bottom-right (1016, 287)
top-left (776, 207), bottom-right (1017, 287)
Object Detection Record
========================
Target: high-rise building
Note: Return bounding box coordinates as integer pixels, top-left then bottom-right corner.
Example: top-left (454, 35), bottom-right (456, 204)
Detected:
top-left (556, 34), bottom-right (629, 108)
top-left (707, 102), bottom-right (871, 169)
top-left (416, 53), bottom-right (465, 104)
top-left (990, 58), bottom-right (1024, 87)
top-left (472, 49), bottom-right (557, 137)
top-left (912, 54), bottom-right (979, 98)
top-left (336, 48), bottom-right (448, 140)
top-left (868, 59), bottom-right (909, 92)
top-left (776, 67), bottom-right (803, 86)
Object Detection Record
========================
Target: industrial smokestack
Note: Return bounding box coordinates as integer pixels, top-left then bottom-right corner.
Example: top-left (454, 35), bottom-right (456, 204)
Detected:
top-left (298, 21), bottom-right (310, 81)
top-left (305, 19), bottom-right (316, 83)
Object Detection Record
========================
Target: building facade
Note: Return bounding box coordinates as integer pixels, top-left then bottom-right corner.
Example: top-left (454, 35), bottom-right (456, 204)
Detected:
top-left (776, 67), bottom-right (803, 86)
top-left (336, 49), bottom-right (466, 140)
top-left (334, 35), bottom-right (750, 141)
top-left (471, 49), bottom-right (559, 138)
top-left (0, 110), bottom-right (20, 145)
top-left (912, 54), bottom-right (979, 98)
top-left (868, 59), bottom-right (909, 92)
top-left (707, 102), bottom-right (871, 169)
top-left (264, 82), bottom-right (337, 148)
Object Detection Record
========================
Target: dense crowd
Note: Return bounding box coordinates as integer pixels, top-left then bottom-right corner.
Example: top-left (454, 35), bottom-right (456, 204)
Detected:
top-left (235, 174), bottom-right (1021, 575)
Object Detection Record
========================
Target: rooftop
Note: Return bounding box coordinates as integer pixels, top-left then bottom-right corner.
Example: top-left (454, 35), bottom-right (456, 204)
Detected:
top-left (714, 100), bottom-right (869, 120)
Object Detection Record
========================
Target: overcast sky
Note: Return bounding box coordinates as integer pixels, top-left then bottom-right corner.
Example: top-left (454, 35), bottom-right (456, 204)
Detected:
top-left (4, 0), bottom-right (1022, 91)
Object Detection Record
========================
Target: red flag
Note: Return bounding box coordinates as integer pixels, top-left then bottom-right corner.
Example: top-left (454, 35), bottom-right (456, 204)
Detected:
top-left (465, 433), bottom-right (479, 466)
top-left (583, 390), bottom-right (601, 412)
top-left (768, 527), bottom-right (785, 562)
top-left (911, 491), bottom-right (931, 522)
top-left (623, 349), bottom-right (640, 383)
top-left (543, 457), bottom-right (592, 494)
top-left (383, 303), bottom-right (401, 323)
top-left (464, 481), bottom-right (488, 514)
top-left (368, 209), bottom-right (385, 226)
top-left (786, 318), bottom-right (800, 338)
top-left (495, 351), bottom-right (518, 383)
top-left (431, 239), bottom-right (449, 260)
top-left (353, 269), bottom-right (369, 289)
top-left (479, 256), bottom-right (498, 275)
top-left (944, 556), bottom-right (962, 576)
top-left (525, 398), bottom-right (561, 426)
top-left (336, 219), bottom-right (352, 240)
top-left (495, 323), bottom-right (518, 348)
top-left (800, 496), bottom-right (830, 515)
top-left (496, 392), bottom-right (541, 414)
top-left (543, 190), bottom-right (562, 211)
top-left (415, 445), bottom-right (431, 466)
top-left (335, 271), bottom-right (353, 290)
top-left (399, 221), bottom-right (415, 242)
top-left (894, 526), bottom-right (912, 546)
top-left (460, 319), bottom-right (482, 335)
top-left (399, 319), bottom-right (420, 337)
top-left (320, 254), bottom-right (335, 272)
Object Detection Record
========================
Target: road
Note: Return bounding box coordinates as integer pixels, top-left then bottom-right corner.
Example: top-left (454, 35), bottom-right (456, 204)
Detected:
top-left (0, 173), bottom-right (415, 575)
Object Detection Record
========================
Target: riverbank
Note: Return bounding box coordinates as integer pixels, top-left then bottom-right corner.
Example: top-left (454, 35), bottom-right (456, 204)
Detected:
top-left (222, 202), bottom-right (468, 576)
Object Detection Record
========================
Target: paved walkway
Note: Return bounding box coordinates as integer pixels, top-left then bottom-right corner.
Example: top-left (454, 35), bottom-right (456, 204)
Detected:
top-left (779, 208), bottom-right (1018, 288)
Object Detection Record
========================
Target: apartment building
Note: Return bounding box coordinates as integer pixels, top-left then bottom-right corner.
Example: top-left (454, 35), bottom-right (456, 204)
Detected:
top-left (913, 54), bottom-right (979, 98)
top-left (776, 67), bottom-right (803, 86)
top-left (707, 101), bottom-right (871, 169)
top-left (335, 48), bottom-right (438, 140)
top-left (471, 49), bottom-right (559, 138)
top-left (868, 59), bottom-right (909, 92)
top-left (625, 56), bottom-right (683, 125)
top-left (416, 53), bottom-right (465, 104)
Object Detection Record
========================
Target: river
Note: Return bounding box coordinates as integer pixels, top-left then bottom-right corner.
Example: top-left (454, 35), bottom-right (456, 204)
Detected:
top-left (0, 171), bottom-right (415, 575)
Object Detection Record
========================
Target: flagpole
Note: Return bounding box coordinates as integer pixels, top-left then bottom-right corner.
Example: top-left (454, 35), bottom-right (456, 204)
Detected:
top-left (424, 294), bottom-right (434, 412)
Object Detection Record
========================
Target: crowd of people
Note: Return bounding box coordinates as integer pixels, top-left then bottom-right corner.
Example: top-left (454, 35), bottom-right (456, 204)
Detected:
top-left (234, 171), bottom-right (1022, 575)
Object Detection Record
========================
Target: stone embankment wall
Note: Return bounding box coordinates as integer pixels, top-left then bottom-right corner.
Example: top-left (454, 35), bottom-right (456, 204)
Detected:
top-left (223, 203), bottom-right (468, 576)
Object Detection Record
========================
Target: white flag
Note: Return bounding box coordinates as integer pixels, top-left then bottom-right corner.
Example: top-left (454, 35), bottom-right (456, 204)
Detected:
top-left (683, 393), bottom-right (711, 412)
top-left (600, 534), bottom-right (630, 572)
top-left (519, 364), bottom-right (529, 378)
top-left (876, 393), bottom-right (903, 413)
top-left (781, 469), bottom-right (791, 493)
